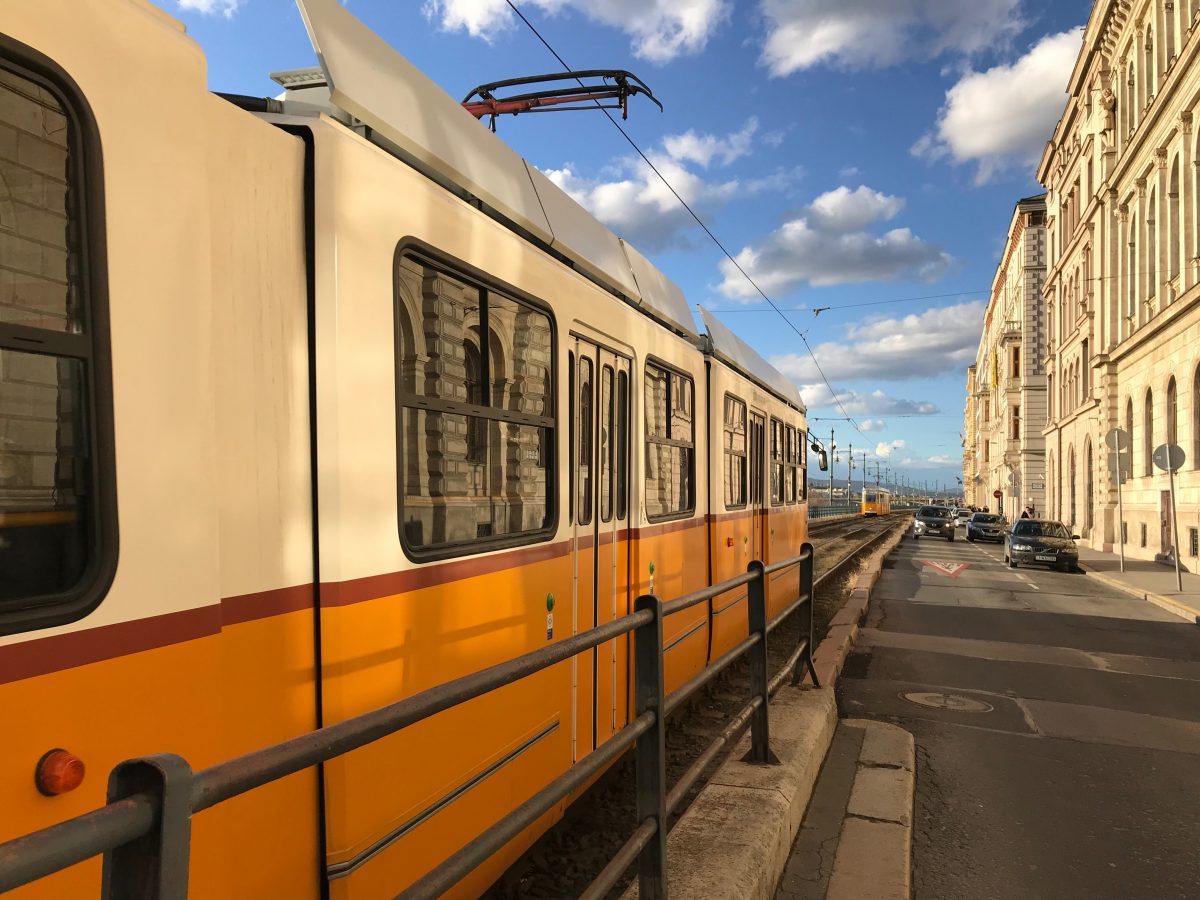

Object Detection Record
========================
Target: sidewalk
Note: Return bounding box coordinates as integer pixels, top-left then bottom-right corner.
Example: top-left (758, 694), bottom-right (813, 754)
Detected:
top-left (1077, 545), bottom-right (1200, 622)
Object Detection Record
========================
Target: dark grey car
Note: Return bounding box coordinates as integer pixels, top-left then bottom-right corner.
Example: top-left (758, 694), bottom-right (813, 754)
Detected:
top-left (913, 505), bottom-right (954, 542)
top-left (966, 512), bottom-right (1006, 543)
top-left (1005, 519), bottom-right (1081, 572)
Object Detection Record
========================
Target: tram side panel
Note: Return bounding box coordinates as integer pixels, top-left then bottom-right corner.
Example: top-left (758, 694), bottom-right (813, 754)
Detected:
top-left (765, 405), bottom-right (808, 618)
top-left (0, 4), bottom-right (319, 898)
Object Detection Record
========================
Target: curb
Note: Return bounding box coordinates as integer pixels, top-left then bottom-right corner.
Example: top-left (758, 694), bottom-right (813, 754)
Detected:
top-left (811, 524), bottom-right (907, 686)
top-left (826, 720), bottom-right (915, 900)
top-left (1082, 566), bottom-right (1200, 624)
top-left (621, 687), bottom-right (838, 900)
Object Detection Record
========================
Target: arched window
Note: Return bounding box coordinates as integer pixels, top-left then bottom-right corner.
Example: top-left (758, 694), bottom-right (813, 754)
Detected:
top-left (1145, 27), bottom-right (1156, 100)
top-left (1129, 215), bottom-right (1139, 317)
top-left (1169, 158), bottom-right (1181, 282)
top-left (1069, 446), bottom-right (1077, 525)
top-left (1126, 397), bottom-right (1135, 475)
top-left (1048, 372), bottom-right (1054, 420)
top-left (1194, 365), bottom-right (1200, 468)
top-left (1148, 187), bottom-right (1158, 299)
top-left (464, 338), bottom-right (486, 465)
top-left (1167, 1), bottom-right (1178, 63)
top-left (1048, 450), bottom-right (1056, 519)
top-left (1086, 441), bottom-right (1095, 532)
top-left (1144, 388), bottom-right (1154, 476)
top-left (1168, 375), bottom-right (1178, 446)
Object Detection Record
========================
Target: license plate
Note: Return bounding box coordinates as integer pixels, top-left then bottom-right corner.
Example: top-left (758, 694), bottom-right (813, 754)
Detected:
top-left (1035, 554), bottom-right (1055, 561)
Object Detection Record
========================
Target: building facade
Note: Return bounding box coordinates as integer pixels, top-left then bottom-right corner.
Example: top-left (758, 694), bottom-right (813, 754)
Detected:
top-left (963, 365), bottom-right (978, 507)
top-left (970, 196), bottom-right (1049, 520)
top-left (1039, 0), bottom-right (1200, 561)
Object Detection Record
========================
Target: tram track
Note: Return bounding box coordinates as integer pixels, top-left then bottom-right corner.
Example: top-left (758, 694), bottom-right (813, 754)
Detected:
top-left (486, 512), bottom-right (909, 899)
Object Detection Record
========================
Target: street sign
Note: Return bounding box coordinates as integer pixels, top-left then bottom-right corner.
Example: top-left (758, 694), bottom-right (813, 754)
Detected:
top-left (992, 489), bottom-right (1002, 499)
top-left (1107, 428), bottom-right (1132, 483)
top-left (1153, 443), bottom-right (1186, 472)
top-left (1105, 428), bottom-right (1130, 451)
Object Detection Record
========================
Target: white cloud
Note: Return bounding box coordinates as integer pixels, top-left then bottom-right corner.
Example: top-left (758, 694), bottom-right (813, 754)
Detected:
top-left (774, 301), bottom-right (983, 382)
top-left (896, 454), bottom-right (959, 469)
top-left (798, 385), bottom-right (941, 417)
top-left (717, 184), bottom-right (950, 299)
top-left (913, 28), bottom-right (1082, 184)
top-left (859, 418), bottom-right (886, 431)
top-left (424, 0), bottom-right (730, 62)
top-left (759, 0), bottom-right (1026, 76)
top-left (839, 165), bottom-right (861, 179)
top-left (176, 0), bottom-right (240, 16)
top-left (875, 440), bottom-right (906, 458)
top-left (545, 119), bottom-right (797, 250)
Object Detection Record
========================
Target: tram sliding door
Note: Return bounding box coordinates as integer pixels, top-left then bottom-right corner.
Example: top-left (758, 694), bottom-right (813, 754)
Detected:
top-left (571, 338), bottom-right (632, 761)
top-left (749, 411), bottom-right (767, 563)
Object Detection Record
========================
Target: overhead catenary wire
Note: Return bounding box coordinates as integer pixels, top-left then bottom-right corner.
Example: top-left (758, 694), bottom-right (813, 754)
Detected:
top-left (501, 0), bottom-right (868, 440)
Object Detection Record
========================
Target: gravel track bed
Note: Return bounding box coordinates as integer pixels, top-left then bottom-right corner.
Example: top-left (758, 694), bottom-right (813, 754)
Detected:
top-left (484, 517), bottom-right (905, 899)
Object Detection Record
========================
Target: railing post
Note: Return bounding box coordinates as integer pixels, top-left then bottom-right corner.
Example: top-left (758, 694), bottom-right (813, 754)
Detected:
top-left (743, 560), bottom-right (778, 764)
top-left (794, 543), bottom-right (819, 687)
top-left (102, 754), bottom-right (192, 900)
top-left (633, 593), bottom-right (667, 900)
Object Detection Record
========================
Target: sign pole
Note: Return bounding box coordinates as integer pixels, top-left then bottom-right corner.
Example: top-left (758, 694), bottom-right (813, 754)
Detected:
top-left (1116, 462), bottom-right (1125, 573)
top-left (1169, 461), bottom-right (1183, 592)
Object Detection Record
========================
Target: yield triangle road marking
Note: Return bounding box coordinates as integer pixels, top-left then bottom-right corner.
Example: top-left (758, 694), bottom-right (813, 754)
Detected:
top-left (921, 560), bottom-right (969, 577)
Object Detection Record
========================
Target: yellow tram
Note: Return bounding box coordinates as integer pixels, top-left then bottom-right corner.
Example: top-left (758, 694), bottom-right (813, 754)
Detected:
top-left (0, 1), bottom-right (812, 896)
top-left (861, 487), bottom-right (892, 517)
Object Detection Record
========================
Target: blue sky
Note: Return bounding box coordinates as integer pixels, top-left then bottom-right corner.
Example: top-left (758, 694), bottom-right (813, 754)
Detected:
top-left (163, 0), bottom-right (1091, 493)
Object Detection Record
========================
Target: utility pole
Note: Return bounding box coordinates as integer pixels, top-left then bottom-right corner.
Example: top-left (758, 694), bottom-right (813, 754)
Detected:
top-left (847, 442), bottom-right (853, 508)
top-left (829, 427), bottom-right (836, 507)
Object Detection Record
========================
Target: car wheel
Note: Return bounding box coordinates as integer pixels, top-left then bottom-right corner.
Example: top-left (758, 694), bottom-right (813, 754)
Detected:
top-left (947, 534), bottom-right (954, 542)
top-left (1008, 557), bottom-right (1017, 568)
top-left (966, 534), bottom-right (975, 542)
top-left (913, 534), bottom-right (919, 540)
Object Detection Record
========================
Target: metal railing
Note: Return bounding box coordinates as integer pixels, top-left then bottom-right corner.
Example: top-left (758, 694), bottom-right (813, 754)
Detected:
top-left (0, 545), bottom-right (817, 900)
top-left (809, 504), bottom-right (860, 520)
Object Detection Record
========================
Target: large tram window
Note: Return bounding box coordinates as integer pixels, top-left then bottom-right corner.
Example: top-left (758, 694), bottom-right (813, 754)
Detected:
top-left (723, 394), bottom-right (747, 509)
top-left (616, 369), bottom-right (628, 521)
top-left (395, 252), bottom-right (554, 557)
top-left (578, 356), bottom-right (593, 527)
top-left (600, 365), bottom-right (614, 523)
top-left (769, 419), bottom-right (784, 506)
top-left (644, 362), bottom-right (694, 520)
top-left (799, 429), bottom-right (808, 500)
top-left (0, 50), bottom-right (114, 633)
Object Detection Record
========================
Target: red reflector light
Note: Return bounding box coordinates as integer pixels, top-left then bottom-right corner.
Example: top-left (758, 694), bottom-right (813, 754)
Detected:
top-left (35, 749), bottom-right (85, 796)
top-left (726, 537), bottom-right (734, 547)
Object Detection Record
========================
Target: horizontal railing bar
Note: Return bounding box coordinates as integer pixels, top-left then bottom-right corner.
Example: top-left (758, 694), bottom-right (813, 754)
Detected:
top-left (193, 610), bottom-right (653, 812)
top-left (661, 571), bottom-right (756, 617)
top-left (577, 817), bottom-right (658, 900)
top-left (767, 591), bottom-right (811, 635)
top-left (666, 695), bottom-right (761, 815)
top-left (0, 795), bottom-right (155, 892)
top-left (664, 632), bottom-right (759, 718)
top-left (763, 545), bottom-right (813, 577)
top-left (399, 712), bottom-right (656, 899)
top-left (768, 637), bottom-right (810, 695)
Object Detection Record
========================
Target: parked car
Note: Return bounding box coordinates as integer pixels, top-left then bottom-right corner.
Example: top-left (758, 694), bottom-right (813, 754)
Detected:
top-left (954, 508), bottom-right (972, 526)
top-left (966, 512), bottom-right (1006, 542)
top-left (913, 505), bottom-right (955, 541)
top-left (1004, 519), bottom-right (1080, 572)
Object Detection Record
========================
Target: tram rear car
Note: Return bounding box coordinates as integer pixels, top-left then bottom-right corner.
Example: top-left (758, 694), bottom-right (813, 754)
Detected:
top-left (861, 488), bottom-right (892, 517)
top-left (0, 1), bottom-right (811, 897)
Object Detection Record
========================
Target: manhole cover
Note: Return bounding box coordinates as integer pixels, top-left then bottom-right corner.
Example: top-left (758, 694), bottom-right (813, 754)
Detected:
top-left (900, 691), bottom-right (993, 712)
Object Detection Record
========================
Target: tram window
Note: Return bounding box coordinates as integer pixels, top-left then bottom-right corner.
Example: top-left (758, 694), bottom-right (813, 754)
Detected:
top-left (395, 252), bottom-right (554, 556)
top-left (0, 54), bottom-right (115, 633)
top-left (600, 365), bottom-right (614, 523)
top-left (616, 370), bottom-right (628, 521)
top-left (784, 426), bottom-right (796, 504)
top-left (578, 357), bottom-right (593, 527)
top-left (723, 394), bottom-right (747, 509)
top-left (799, 429), bottom-right (808, 500)
top-left (644, 361), bottom-right (694, 520)
top-left (769, 419), bottom-right (784, 506)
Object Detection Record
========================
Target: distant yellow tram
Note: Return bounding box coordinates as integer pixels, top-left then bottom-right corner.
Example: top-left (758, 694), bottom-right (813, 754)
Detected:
top-left (862, 487), bottom-right (892, 517)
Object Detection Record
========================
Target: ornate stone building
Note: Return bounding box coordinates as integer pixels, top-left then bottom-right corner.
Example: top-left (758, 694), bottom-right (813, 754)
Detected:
top-left (1040, 0), bottom-right (1200, 561)
top-left (963, 365), bottom-right (978, 507)
top-left (969, 195), bottom-right (1049, 520)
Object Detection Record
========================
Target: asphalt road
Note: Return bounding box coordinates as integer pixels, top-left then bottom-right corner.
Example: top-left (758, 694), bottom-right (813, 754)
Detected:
top-left (838, 524), bottom-right (1200, 900)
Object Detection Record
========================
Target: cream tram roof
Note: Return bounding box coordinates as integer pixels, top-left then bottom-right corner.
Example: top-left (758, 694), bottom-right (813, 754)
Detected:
top-left (699, 308), bottom-right (805, 413)
top-left (295, 0), bottom-right (695, 338)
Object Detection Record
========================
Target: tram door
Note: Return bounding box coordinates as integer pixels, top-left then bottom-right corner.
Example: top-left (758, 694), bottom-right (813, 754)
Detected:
top-left (749, 412), bottom-right (767, 562)
top-left (571, 338), bottom-right (632, 761)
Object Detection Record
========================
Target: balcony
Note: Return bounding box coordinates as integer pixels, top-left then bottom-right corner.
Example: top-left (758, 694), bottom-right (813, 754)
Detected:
top-left (1000, 320), bottom-right (1021, 344)
top-left (1004, 376), bottom-right (1021, 392)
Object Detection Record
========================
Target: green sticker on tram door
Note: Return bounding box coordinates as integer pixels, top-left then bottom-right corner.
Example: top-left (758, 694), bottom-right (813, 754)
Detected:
top-left (545, 593), bottom-right (554, 640)
top-left (649, 561), bottom-right (655, 595)
top-left (546, 592), bottom-right (555, 612)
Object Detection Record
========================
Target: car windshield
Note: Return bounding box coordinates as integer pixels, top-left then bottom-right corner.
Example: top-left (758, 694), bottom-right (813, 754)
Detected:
top-left (1012, 520), bottom-right (1071, 538)
top-left (919, 506), bottom-right (952, 518)
top-left (972, 514), bottom-right (1002, 524)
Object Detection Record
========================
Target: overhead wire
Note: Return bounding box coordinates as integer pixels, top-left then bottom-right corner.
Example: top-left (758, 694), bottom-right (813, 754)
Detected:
top-left (501, 0), bottom-right (869, 440)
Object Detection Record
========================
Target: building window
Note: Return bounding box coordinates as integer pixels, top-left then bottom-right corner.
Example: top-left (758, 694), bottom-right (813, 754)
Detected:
top-left (723, 394), bottom-right (747, 509)
top-left (0, 48), bottom-right (115, 634)
top-left (395, 253), bottom-right (554, 555)
top-left (1190, 527), bottom-right (1198, 558)
top-left (1122, 521), bottom-right (1128, 545)
top-left (1147, 188), bottom-right (1158, 300)
top-left (1169, 159), bottom-right (1181, 281)
top-left (1081, 339), bottom-right (1089, 399)
top-left (1011, 405), bottom-right (1021, 439)
top-left (1069, 446), bottom-right (1077, 525)
top-left (1168, 376), bottom-right (1178, 446)
top-left (1126, 397), bottom-right (1135, 475)
top-left (1086, 442), bottom-right (1094, 531)
top-left (1141, 522), bottom-right (1148, 548)
top-left (1012, 345), bottom-right (1020, 377)
top-left (644, 362), bottom-right (694, 520)
top-left (1144, 388), bottom-right (1154, 476)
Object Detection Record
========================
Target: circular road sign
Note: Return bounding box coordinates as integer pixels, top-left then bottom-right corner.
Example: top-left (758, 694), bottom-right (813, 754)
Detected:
top-left (1105, 428), bottom-right (1130, 451)
top-left (1153, 443), bottom-right (1186, 472)
top-left (992, 489), bottom-right (1002, 499)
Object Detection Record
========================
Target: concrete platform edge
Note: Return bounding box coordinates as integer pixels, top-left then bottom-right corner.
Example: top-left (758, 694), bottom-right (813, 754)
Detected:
top-left (621, 688), bottom-right (837, 900)
top-left (1082, 566), bottom-right (1200, 623)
